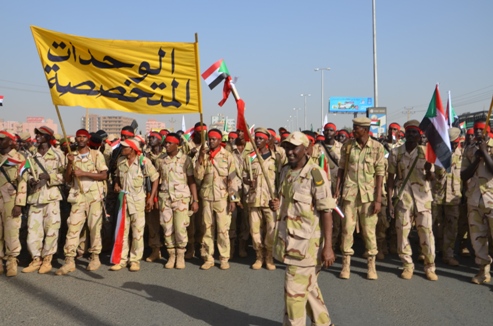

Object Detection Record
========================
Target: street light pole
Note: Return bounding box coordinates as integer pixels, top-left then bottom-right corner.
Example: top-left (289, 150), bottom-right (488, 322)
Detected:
top-left (314, 68), bottom-right (330, 131)
top-left (372, 0), bottom-right (379, 107)
top-left (293, 107), bottom-right (301, 131)
top-left (300, 94), bottom-right (311, 130)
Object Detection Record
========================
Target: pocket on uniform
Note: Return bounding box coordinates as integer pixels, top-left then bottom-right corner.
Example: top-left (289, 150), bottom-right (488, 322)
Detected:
top-left (284, 226), bottom-right (311, 260)
top-left (173, 183), bottom-right (190, 199)
top-left (67, 190), bottom-right (80, 204)
top-left (133, 176), bottom-right (144, 189)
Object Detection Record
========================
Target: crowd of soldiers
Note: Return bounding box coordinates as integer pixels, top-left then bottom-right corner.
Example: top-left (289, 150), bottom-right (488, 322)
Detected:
top-left (1, 116), bottom-right (493, 324)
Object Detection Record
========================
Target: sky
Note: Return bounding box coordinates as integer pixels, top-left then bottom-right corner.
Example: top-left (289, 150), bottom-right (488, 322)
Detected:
top-left (1, 0), bottom-right (493, 134)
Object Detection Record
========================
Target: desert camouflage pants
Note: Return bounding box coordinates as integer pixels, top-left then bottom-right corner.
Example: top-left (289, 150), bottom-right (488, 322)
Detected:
top-left (468, 199), bottom-right (493, 265)
top-left (395, 200), bottom-right (436, 272)
top-left (27, 202), bottom-right (60, 258)
top-left (249, 206), bottom-right (276, 251)
top-left (201, 199), bottom-right (231, 261)
top-left (120, 208), bottom-right (145, 264)
top-left (145, 207), bottom-right (162, 249)
top-left (63, 198), bottom-right (103, 257)
top-left (433, 204), bottom-right (460, 260)
top-left (0, 197), bottom-right (21, 258)
top-left (284, 265), bottom-right (332, 326)
top-left (160, 196), bottom-right (190, 249)
top-left (341, 196), bottom-right (378, 256)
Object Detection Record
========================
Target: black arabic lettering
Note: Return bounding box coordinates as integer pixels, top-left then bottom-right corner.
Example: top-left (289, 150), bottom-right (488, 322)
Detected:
top-left (130, 48), bottom-right (166, 84)
top-left (79, 50), bottom-right (134, 69)
top-left (147, 79), bottom-right (181, 108)
top-left (47, 72), bottom-right (97, 96)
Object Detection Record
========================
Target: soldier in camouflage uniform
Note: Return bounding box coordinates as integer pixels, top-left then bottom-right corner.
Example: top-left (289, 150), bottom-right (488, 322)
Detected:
top-left (387, 120), bottom-right (438, 281)
top-left (144, 131), bottom-right (167, 262)
top-left (194, 128), bottom-right (237, 270)
top-left (157, 133), bottom-right (199, 269)
top-left (243, 128), bottom-right (279, 270)
top-left (22, 127), bottom-right (65, 274)
top-left (56, 129), bottom-right (108, 275)
top-left (110, 139), bottom-right (159, 272)
top-left (461, 120), bottom-right (493, 284)
top-left (335, 117), bottom-right (385, 280)
top-left (270, 131), bottom-right (335, 326)
top-left (0, 130), bottom-right (27, 277)
top-left (432, 127), bottom-right (462, 266)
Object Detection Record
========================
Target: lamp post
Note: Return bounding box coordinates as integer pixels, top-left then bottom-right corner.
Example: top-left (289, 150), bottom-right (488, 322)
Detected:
top-left (300, 94), bottom-right (311, 130)
top-left (293, 108), bottom-right (301, 131)
top-left (314, 67), bottom-right (330, 131)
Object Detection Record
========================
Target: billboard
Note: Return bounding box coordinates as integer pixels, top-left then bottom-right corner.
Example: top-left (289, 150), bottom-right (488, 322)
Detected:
top-left (329, 97), bottom-right (374, 114)
top-left (366, 107), bottom-right (387, 136)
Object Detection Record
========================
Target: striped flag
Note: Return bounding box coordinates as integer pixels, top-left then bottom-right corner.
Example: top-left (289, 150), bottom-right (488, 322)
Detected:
top-left (111, 139), bottom-right (121, 151)
top-left (19, 160), bottom-right (31, 175)
top-left (2, 157), bottom-right (22, 166)
top-left (319, 152), bottom-right (329, 176)
top-left (0, 95), bottom-right (3, 106)
top-left (249, 151), bottom-right (257, 163)
top-left (182, 127), bottom-right (194, 141)
top-left (446, 91), bottom-right (458, 128)
top-left (201, 59), bottom-right (230, 90)
top-left (110, 191), bottom-right (127, 265)
top-left (419, 84), bottom-right (452, 170)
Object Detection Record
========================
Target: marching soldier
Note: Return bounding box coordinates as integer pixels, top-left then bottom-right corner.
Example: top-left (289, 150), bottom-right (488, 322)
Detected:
top-left (334, 117), bottom-right (385, 280)
top-left (387, 120), bottom-right (438, 281)
top-left (270, 131), bottom-right (336, 326)
top-left (194, 128), bottom-right (237, 270)
top-left (0, 129), bottom-right (27, 276)
top-left (22, 126), bottom-right (65, 274)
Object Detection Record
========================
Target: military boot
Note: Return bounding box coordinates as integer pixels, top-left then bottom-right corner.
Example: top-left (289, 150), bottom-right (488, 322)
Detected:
top-left (219, 258), bottom-right (230, 270)
top-left (185, 243), bottom-right (195, 259)
top-left (55, 257), bottom-right (76, 276)
top-left (238, 239), bottom-right (248, 258)
top-left (22, 257), bottom-right (42, 273)
top-left (471, 264), bottom-right (492, 284)
top-left (376, 240), bottom-right (385, 260)
top-left (401, 267), bottom-right (413, 280)
top-left (165, 249), bottom-right (176, 269)
top-left (265, 250), bottom-right (276, 271)
top-left (367, 256), bottom-right (378, 280)
top-left (87, 253), bottom-right (101, 271)
top-left (251, 250), bottom-right (264, 270)
top-left (175, 248), bottom-right (186, 270)
top-left (339, 255), bottom-right (351, 279)
top-left (6, 256), bottom-right (18, 277)
top-left (146, 247), bottom-right (162, 262)
top-left (425, 270), bottom-right (438, 281)
top-left (38, 255), bottom-right (53, 274)
top-left (129, 261), bottom-right (140, 272)
top-left (200, 260), bottom-right (215, 270)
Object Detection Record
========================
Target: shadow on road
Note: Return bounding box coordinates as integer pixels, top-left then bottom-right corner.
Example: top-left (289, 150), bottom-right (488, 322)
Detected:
top-left (122, 281), bottom-right (281, 326)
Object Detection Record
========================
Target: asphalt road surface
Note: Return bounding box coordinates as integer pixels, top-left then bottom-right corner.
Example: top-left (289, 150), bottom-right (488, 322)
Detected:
top-left (1, 236), bottom-right (492, 326)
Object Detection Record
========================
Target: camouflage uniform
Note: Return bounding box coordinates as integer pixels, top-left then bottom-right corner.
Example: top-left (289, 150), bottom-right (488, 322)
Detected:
top-left (25, 148), bottom-right (65, 260)
top-left (194, 147), bottom-right (237, 266)
top-left (339, 138), bottom-right (385, 256)
top-left (462, 139), bottom-right (493, 269)
top-left (0, 149), bottom-right (27, 272)
top-left (433, 146), bottom-right (462, 263)
top-left (116, 155), bottom-right (159, 266)
top-left (145, 149), bottom-right (166, 251)
top-left (388, 145), bottom-right (436, 273)
top-left (274, 161), bottom-right (335, 326)
top-left (231, 145), bottom-right (251, 256)
top-left (243, 150), bottom-right (279, 268)
top-left (63, 150), bottom-right (107, 258)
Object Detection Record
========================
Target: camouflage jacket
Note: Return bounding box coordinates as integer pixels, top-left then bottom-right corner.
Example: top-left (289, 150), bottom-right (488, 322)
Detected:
top-left (434, 147), bottom-right (462, 205)
top-left (243, 150), bottom-right (278, 207)
top-left (461, 138), bottom-right (493, 207)
top-left (157, 151), bottom-right (193, 201)
top-left (0, 149), bottom-right (27, 206)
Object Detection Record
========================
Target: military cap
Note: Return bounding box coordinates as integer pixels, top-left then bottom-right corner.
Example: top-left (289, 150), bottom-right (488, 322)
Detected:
top-left (254, 127), bottom-right (270, 137)
top-left (34, 126), bottom-right (54, 136)
top-left (96, 130), bottom-right (108, 141)
top-left (352, 117), bottom-right (372, 127)
top-left (121, 138), bottom-right (141, 152)
top-left (449, 127), bottom-right (461, 142)
top-left (0, 129), bottom-right (17, 141)
top-left (403, 120), bottom-right (421, 129)
top-left (282, 131), bottom-right (309, 147)
top-left (19, 131), bottom-right (32, 141)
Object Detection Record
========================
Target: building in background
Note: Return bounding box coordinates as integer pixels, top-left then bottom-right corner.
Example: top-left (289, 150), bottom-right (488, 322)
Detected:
top-left (146, 119), bottom-right (166, 133)
top-left (210, 114), bottom-right (236, 132)
top-left (80, 114), bottom-right (137, 135)
top-left (0, 117), bottom-right (59, 138)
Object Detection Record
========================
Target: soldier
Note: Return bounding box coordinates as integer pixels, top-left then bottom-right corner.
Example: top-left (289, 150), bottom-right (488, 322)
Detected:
top-left (110, 139), bottom-right (159, 271)
top-left (433, 127), bottom-right (462, 266)
top-left (387, 120), bottom-right (438, 281)
top-left (334, 117), bottom-right (385, 280)
top-left (22, 126), bottom-right (65, 274)
top-left (96, 130), bottom-right (112, 167)
top-left (0, 129), bottom-right (27, 276)
top-left (194, 128), bottom-right (237, 270)
top-left (144, 131), bottom-right (166, 262)
top-left (56, 129), bottom-right (108, 275)
top-left (335, 130), bottom-right (349, 144)
top-left (269, 131), bottom-right (335, 326)
top-left (243, 128), bottom-right (279, 270)
top-left (461, 120), bottom-right (493, 284)
top-left (157, 133), bottom-right (199, 269)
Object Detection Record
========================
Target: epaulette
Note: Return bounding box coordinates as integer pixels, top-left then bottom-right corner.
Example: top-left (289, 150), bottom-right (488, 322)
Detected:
top-left (311, 168), bottom-right (324, 187)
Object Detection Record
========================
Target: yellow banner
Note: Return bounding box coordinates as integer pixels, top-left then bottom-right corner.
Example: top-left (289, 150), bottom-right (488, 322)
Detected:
top-left (31, 26), bottom-right (202, 114)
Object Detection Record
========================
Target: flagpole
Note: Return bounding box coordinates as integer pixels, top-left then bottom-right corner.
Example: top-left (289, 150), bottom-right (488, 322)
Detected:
top-left (194, 33), bottom-right (206, 146)
top-left (486, 95), bottom-right (493, 133)
top-left (229, 82), bottom-right (276, 199)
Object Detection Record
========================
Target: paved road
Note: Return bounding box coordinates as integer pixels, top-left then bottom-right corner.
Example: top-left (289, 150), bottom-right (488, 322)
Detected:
top-left (1, 237), bottom-right (492, 325)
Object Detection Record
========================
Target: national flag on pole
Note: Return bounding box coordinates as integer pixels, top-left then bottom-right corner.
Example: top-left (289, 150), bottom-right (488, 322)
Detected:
top-left (2, 157), bottom-right (22, 167)
top-left (111, 139), bottom-right (121, 151)
top-left (319, 152), bottom-right (329, 176)
top-left (249, 151), bottom-right (257, 163)
top-left (201, 59), bottom-right (230, 90)
top-left (111, 191), bottom-right (127, 265)
top-left (19, 160), bottom-right (31, 176)
top-left (223, 117), bottom-right (228, 132)
top-left (459, 121), bottom-right (465, 129)
top-left (419, 84), bottom-right (452, 170)
top-left (183, 127), bottom-right (194, 141)
top-left (0, 95), bottom-right (4, 106)
top-left (446, 91), bottom-right (458, 128)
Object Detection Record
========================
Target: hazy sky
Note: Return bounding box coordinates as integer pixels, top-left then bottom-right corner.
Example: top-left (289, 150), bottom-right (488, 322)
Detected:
top-left (1, 0), bottom-right (492, 134)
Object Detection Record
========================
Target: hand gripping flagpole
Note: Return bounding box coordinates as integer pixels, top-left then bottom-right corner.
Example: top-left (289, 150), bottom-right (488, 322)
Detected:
top-left (229, 81), bottom-right (276, 199)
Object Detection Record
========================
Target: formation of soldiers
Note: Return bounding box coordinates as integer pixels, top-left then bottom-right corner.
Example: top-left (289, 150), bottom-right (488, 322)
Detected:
top-left (0, 116), bottom-right (492, 289)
